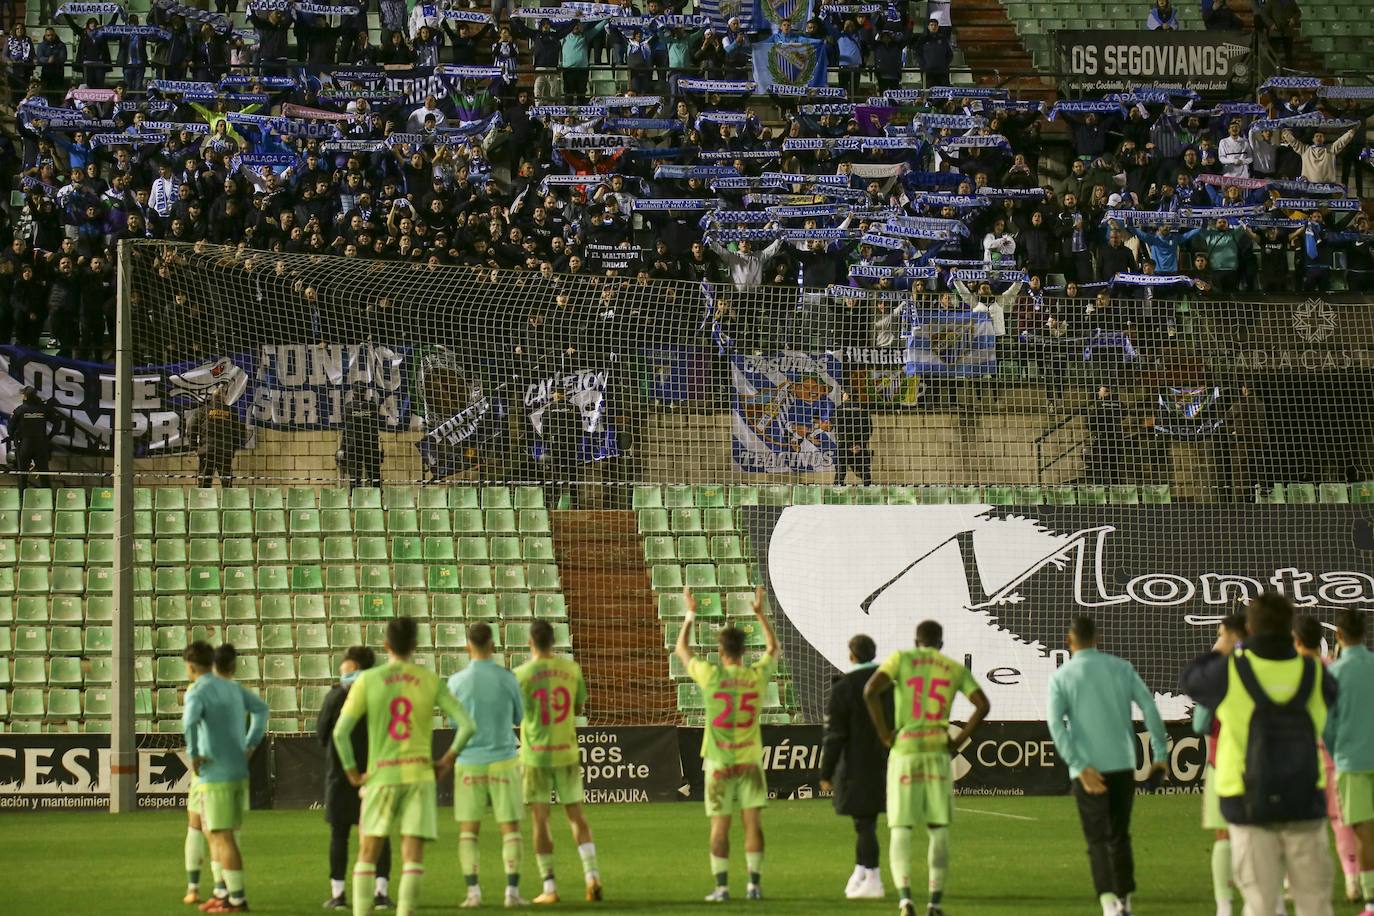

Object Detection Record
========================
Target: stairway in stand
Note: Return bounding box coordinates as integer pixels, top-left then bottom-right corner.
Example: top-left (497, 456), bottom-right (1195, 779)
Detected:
top-left (950, 0), bottom-right (1051, 95)
top-left (551, 510), bottom-right (676, 725)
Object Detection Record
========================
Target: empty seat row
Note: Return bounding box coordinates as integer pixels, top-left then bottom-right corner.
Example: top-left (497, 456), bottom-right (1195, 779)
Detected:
top-left (643, 535), bottom-right (746, 562)
top-left (120, 535), bottom-right (556, 565)
top-left (110, 484), bottom-right (547, 512)
top-left (650, 564), bottom-right (754, 591)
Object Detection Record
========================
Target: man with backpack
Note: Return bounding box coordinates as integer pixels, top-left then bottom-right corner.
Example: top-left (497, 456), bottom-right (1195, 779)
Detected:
top-left (1181, 592), bottom-right (1340, 916)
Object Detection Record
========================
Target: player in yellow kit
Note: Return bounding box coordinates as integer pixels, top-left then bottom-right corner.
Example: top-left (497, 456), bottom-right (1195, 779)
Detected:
top-left (864, 620), bottom-right (990, 916)
top-left (515, 620), bottom-right (602, 904)
top-left (333, 618), bottom-right (476, 916)
top-left (676, 586), bottom-right (779, 903)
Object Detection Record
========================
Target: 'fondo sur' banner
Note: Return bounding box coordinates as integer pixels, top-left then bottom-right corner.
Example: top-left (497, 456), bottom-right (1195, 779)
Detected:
top-left (745, 504), bottom-right (1374, 722)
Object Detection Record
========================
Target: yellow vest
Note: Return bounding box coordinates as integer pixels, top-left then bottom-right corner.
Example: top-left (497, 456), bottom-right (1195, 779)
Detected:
top-left (1214, 649), bottom-right (1328, 800)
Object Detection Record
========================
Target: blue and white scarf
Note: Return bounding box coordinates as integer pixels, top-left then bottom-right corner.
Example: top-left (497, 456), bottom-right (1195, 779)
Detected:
top-left (677, 79), bottom-right (756, 95)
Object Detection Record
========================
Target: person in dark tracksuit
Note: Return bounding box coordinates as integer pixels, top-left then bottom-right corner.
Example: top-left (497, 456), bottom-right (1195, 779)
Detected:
top-left (186, 388), bottom-right (245, 489)
top-left (315, 645), bottom-right (393, 911)
top-left (820, 634), bottom-right (892, 900)
top-left (7, 385), bottom-right (69, 495)
top-left (832, 395), bottom-right (874, 486)
top-left (338, 384), bottom-right (382, 490)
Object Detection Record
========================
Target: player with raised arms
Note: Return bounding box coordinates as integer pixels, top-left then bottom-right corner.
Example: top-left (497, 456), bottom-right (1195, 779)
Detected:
top-left (332, 617), bottom-right (477, 916)
top-left (182, 641), bottom-right (270, 913)
top-left (863, 620), bottom-right (991, 916)
top-left (515, 619), bottom-right (602, 904)
top-left (675, 585), bottom-right (779, 903)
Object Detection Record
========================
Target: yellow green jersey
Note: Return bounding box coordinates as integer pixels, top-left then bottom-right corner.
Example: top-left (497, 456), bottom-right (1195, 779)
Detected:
top-left (878, 648), bottom-right (980, 757)
top-left (689, 654), bottom-right (775, 765)
top-left (332, 660), bottom-right (475, 786)
top-left (515, 655), bottom-right (588, 768)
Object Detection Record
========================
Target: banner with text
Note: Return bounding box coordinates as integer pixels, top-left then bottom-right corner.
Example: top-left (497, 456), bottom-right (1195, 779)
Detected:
top-left (1053, 30), bottom-right (1253, 94)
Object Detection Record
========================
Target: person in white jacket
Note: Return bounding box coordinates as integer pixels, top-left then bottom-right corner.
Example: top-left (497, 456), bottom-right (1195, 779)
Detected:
top-left (982, 217), bottom-right (1016, 268)
top-left (1217, 120), bottom-right (1253, 178)
top-left (708, 232), bottom-right (786, 290)
top-left (1280, 127), bottom-right (1357, 185)
top-left (953, 277), bottom-right (1022, 339)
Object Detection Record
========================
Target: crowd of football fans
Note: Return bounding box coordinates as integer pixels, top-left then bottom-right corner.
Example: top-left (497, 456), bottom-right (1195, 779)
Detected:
top-left (0, 0), bottom-right (1372, 367)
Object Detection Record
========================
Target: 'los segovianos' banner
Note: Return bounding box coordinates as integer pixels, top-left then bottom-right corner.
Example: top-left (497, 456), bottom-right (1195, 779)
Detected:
top-left (1053, 30), bottom-right (1253, 93)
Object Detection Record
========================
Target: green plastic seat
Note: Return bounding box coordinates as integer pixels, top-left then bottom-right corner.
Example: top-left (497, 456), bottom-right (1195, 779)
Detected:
top-left (1014, 486), bottom-right (1045, 506)
top-left (325, 566), bottom-right (359, 591)
top-left (494, 565), bottom-right (528, 591)
top-left (223, 566), bottom-right (256, 593)
top-left (15, 566), bottom-right (48, 596)
top-left (710, 535), bottom-right (743, 560)
top-left (528, 564), bottom-right (561, 591)
top-left (1142, 484), bottom-right (1172, 505)
top-left (791, 485), bottom-right (821, 505)
top-left (435, 622), bottom-right (468, 650)
top-left (300, 659), bottom-right (333, 686)
top-left (187, 538), bottom-right (220, 564)
top-left (730, 486), bottom-right (760, 507)
top-left (426, 536), bottom-right (459, 562)
top-left (466, 594), bottom-right (498, 619)
top-left (156, 595), bottom-right (189, 622)
top-left (460, 565), bottom-right (493, 591)
top-left (154, 510), bottom-right (186, 537)
top-left (50, 596), bottom-right (82, 623)
top-left (499, 592), bottom-right (533, 619)
top-left (1351, 482), bottom-right (1374, 504)
top-left (189, 510), bottom-right (220, 536)
top-left (323, 537), bottom-right (355, 563)
top-left (703, 508), bottom-right (735, 532)
top-left (187, 566), bottom-right (221, 594)
top-left (398, 594), bottom-right (429, 619)
top-left (638, 509), bottom-right (670, 533)
top-left (318, 488), bottom-right (350, 510)
top-left (432, 595), bottom-right (464, 619)
top-left (256, 565), bottom-right (291, 592)
top-left (54, 511), bottom-right (86, 537)
top-left (717, 564), bottom-right (751, 589)
top-left (255, 510), bottom-right (287, 535)
top-left (659, 593), bottom-right (689, 618)
top-left (951, 486), bottom-right (983, 504)
top-left (418, 487), bottom-right (450, 510)
top-left (154, 626), bottom-right (188, 655)
top-left (225, 595), bottom-right (258, 621)
top-left (290, 537), bottom-right (322, 563)
top-left (222, 510), bottom-right (253, 535)
top-left (83, 688), bottom-right (113, 717)
top-left (481, 487), bottom-right (513, 510)
top-left (356, 537), bottom-right (388, 561)
top-left (359, 564), bottom-right (392, 590)
top-left (87, 597), bottom-right (114, 622)
top-left (651, 564), bottom-right (683, 590)
top-left (1108, 485), bottom-right (1140, 505)
top-left (1047, 485), bottom-right (1078, 506)
top-left (919, 486), bottom-right (952, 504)
top-left (291, 565), bottom-right (324, 592)
top-left (225, 623), bottom-right (259, 649)
top-left (489, 537), bottom-right (521, 563)
top-left (222, 538), bottom-right (254, 564)
top-left (1286, 483), bottom-right (1317, 505)
top-left (348, 487), bottom-right (380, 510)
top-left (15, 596), bottom-right (47, 623)
top-left (49, 565), bottom-right (84, 595)
top-left (486, 509), bottom-right (518, 534)
top-left (263, 655), bottom-right (296, 682)
top-left (353, 509), bottom-right (385, 534)
top-left (48, 687), bottom-right (83, 719)
top-left (644, 535), bottom-right (676, 562)
top-left (453, 509), bottom-right (484, 533)
top-left (361, 594), bottom-right (394, 620)
top-left (260, 624), bottom-right (294, 651)
top-left (518, 509), bottom-right (551, 533)
top-left (253, 487), bottom-right (284, 511)
top-left (822, 486), bottom-right (854, 505)
top-left (290, 509), bottom-right (322, 534)
top-left (449, 486), bottom-right (480, 509)
top-left (185, 488), bottom-right (219, 511)
top-left (190, 596), bottom-right (222, 623)
top-left (1319, 483), bottom-right (1349, 505)
top-left (320, 509), bottom-right (352, 534)
top-left (331, 622), bottom-right (363, 647)
top-left (19, 510), bottom-right (53, 537)
top-left (514, 487), bottom-right (544, 510)
top-left (383, 486), bottom-right (416, 510)
top-left (21, 489), bottom-right (53, 511)
top-left (523, 537), bottom-right (555, 562)
top-left (11, 688), bottom-right (50, 718)
top-left (388, 509), bottom-right (420, 533)
top-left (294, 595), bottom-right (326, 620)
top-left (18, 538), bottom-right (51, 565)
top-left (53, 488), bottom-right (85, 512)
top-left (633, 486), bottom-right (663, 509)
top-left (677, 536), bottom-right (709, 561)
top-left (0, 539), bottom-right (15, 565)
top-left (219, 490), bottom-right (250, 510)
top-left (670, 509), bottom-right (702, 533)
top-left (394, 564), bottom-right (426, 591)
top-left (1079, 485), bottom-right (1108, 506)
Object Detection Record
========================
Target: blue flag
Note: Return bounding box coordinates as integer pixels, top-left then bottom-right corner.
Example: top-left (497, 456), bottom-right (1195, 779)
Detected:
top-left (751, 38), bottom-right (827, 93)
top-left (902, 311), bottom-right (997, 377)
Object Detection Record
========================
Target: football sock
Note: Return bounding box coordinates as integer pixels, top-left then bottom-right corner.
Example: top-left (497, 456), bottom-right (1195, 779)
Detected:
top-left (537, 852), bottom-right (556, 894)
top-left (1212, 840), bottom-right (1233, 903)
top-left (398, 862), bottom-right (423, 916)
top-left (1100, 891), bottom-right (1121, 915)
top-left (211, 859), bottom-right (226, 897)
top-left (375, 876), bottom-right (388, 897)
top-left (890, 826), bottom-right (912, 902)
top-left (352, 863), bottom-right (376, 916)
top-left (224, 869), bottom-right (245, 906)
top-left (927, 827), bottom-right (948, 904)
top-left (459, 832), bottom-right (480, 887)
top-left (185, 828), bottom-right (205, 889)
top-left (1361, 869), bottom-right (1374, 908)
top-left (330, 878), bottom-right (346, 899)
top-left (578, 842), bottom-right (599, 881)
top-left (710, 855), bottom-right (729, 888)
top-left (502, 833), bottom-right (522, 888)
top-left (745, 850), bottom-right (763, 886)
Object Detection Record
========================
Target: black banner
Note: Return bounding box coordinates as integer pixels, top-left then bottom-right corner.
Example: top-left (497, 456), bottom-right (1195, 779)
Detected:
top-left (744, 504), bottom-right (1374, 724)
top-left (1054, 30), bottom-right (1253, 93)
top-left (0, 734), bottom-right (270, 812)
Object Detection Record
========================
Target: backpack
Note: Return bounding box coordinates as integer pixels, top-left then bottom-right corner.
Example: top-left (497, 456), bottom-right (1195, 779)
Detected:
top-left (1233, 653), bottom-right (1325, 824)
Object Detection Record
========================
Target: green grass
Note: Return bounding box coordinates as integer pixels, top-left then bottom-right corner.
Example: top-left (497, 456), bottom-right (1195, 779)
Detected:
top-left (0, 795), bottom-right (1345, 914)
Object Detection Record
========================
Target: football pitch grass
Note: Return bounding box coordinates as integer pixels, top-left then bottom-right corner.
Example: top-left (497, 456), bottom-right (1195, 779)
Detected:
top-left (2, 794), bottom-right (1350, 914)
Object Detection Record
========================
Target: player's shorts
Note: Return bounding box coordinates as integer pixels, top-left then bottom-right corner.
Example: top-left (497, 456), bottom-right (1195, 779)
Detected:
top-left (1337, 771), bottom-right (1374, 826)
top-left (454, 757), bottom-right (524, 823)
top-left (1201, 764), bottom-right (1227, 831)
top-left (524, 763), bottom-right (585, 806)
top-left (703, 760), bottom-right (768, 818)
top-left (360, 781), bottom-right (439, 841)
top-left (200, 779), bottom-right (250, 833)
top-left (186, 777), bottom-right (204, 818)
top-left (886, 752), bottom-right (953, 828)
